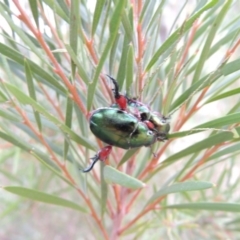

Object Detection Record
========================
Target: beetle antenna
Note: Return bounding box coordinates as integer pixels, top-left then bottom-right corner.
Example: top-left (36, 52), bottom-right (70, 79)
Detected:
top-left (106, 74), bottom-right (120, 99)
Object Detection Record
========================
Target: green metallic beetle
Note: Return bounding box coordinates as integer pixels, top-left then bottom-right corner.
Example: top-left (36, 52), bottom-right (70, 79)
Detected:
top-left (90, 107), bottom-right (167, 149)
top-left (82, 76), bottom-right (170, 172)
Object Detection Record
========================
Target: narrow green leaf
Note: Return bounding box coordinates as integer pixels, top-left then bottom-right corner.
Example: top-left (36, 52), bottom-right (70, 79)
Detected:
top-left (146, 181), bottom-right (214, 206)
top-left (126, 44), bottom-right (134, 93)
top-left (0, 130), bottom-right (59, 169)
top-left (145, 0), bottom-right (218, 71)
top-left (109, 0), bottom-right (126, 34)
top-left (232, 128), bottom-right (240, 139)
top-left (24, 60), bottom-right (42, 131)
top-left (28, 0), bottom-right (39, 28)
top-left (0, 43), bottom-right (66, 93)
top-left (0, 5), bottom-right (46, 63)
top-left (169, 74), bottom-right (212, 112)
top-left (121, 10), bottom-right (133, 42)
top-left (57, 0), bottom-right (69, 17)
top-left (109, 33), bottom-right (120, 73)
top-left (65, 44), bottom-right (90, 85)
top-left (165, 202), bottom-right (240, 212)
top-left (3, 186), bottom-right (87, 213)
top-left (0, 1), bottom-right (11, 13)
top-left (64, 97), bottom-right (73, 160)
top-left (98, 1), bottom-right (111, 48)
top-left (25, 60), bottom-right (36, 99)
top-left (195, 112), bottom-right (240, 129)
top-left (162, 132), bottom-right (233, 166)
top-left (145, 0), bottom-right (166, 35)
top-left (0, 90), bottom-right (8, 102)
top-left (192, 0), bottom-right (232, 83)
top-left (0, 168), bottom-right (22, 184)
top-left (87, 0), bottom-right (126, 110)
top-left (226, 217), bottom-right (240, 226)
top-left (116, 36), bottom-right (130, 89)
top-left (42, 0), bottom-right (69, 22)
top-left (221, 59), bottom-right (240, 76)
top-left (118, 148), bottom-right (139, 167)
top-left (70, 0), bottom-right (79, 76)
top-left (208, 142), bottom-right (240, 161)
top-left (104, 166), bottom-right (145, 189)
top-left (209, 28), bottom-right (240, 57)
top-left (0, 109), bottom-right (19, 121)
top-left (140, 0), bottom-right (151, 21)
top-left (33, 153), bottom-right (74, 187)
top-left (5, 83), bottom-right (94, 150)
top-left (186, 19), bottom-right (238, 76)
top-left (87, 36), bottom-right (113, 110)
top-left (168, 1), bottom-right (188, 36)
top-left (123, 221), bottom-right (152, 236)
top-left (207, 87), bottom-right (240, 103)
top-left (169, 113), bottom-right (240, 138)
top-left (92, 0), bottom-right (105, 36)
top-left (235, 126), bottom-right (240, 138)
top-left (100, 162), bottom-right (108, 216)
top-left (0, 201), bottom-right (20, 219)
top-left (0, 130), bottom-right (31, 152)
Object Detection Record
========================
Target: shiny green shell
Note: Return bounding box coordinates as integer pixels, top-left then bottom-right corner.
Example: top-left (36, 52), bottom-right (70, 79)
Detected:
top-left (90, 108), bottom-right (157, 149)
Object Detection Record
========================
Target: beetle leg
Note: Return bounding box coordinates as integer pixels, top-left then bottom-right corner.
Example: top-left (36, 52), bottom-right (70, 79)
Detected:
top-left (156, 132), bottom-right (168, 141)
top-left (127, 122), bottom-right (140, 145)
top-left (82, 156), bottom-right (99, 172)
top-left (106, 75), bottom-right (127, 110)
top-left (82, 146), bottom-right (112, 173)
top-left (149, 145), bottom-right (157, 158)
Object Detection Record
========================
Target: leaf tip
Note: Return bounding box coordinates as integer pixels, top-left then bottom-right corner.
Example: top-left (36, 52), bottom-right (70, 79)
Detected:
top-left (232, 128), bottom-right (240, 139)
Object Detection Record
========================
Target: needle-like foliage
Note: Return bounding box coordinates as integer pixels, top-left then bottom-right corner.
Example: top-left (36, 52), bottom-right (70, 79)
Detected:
top-left (0, 0), bottom-right (240, 239)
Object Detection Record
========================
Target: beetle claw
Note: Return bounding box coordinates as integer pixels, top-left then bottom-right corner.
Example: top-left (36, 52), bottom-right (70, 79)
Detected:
top-left (82, 155), bottom-right (99, 173)
top-left (156, 132), bottom-right (168, 141)
top-left (90, 154), bottom-right (99, 161)
top-left (82, 146), bottom-right (112, 173)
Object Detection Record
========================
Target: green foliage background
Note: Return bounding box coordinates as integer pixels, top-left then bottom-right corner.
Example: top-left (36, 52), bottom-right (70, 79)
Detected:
top-left (0, 0), bottom-right (240, 239)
